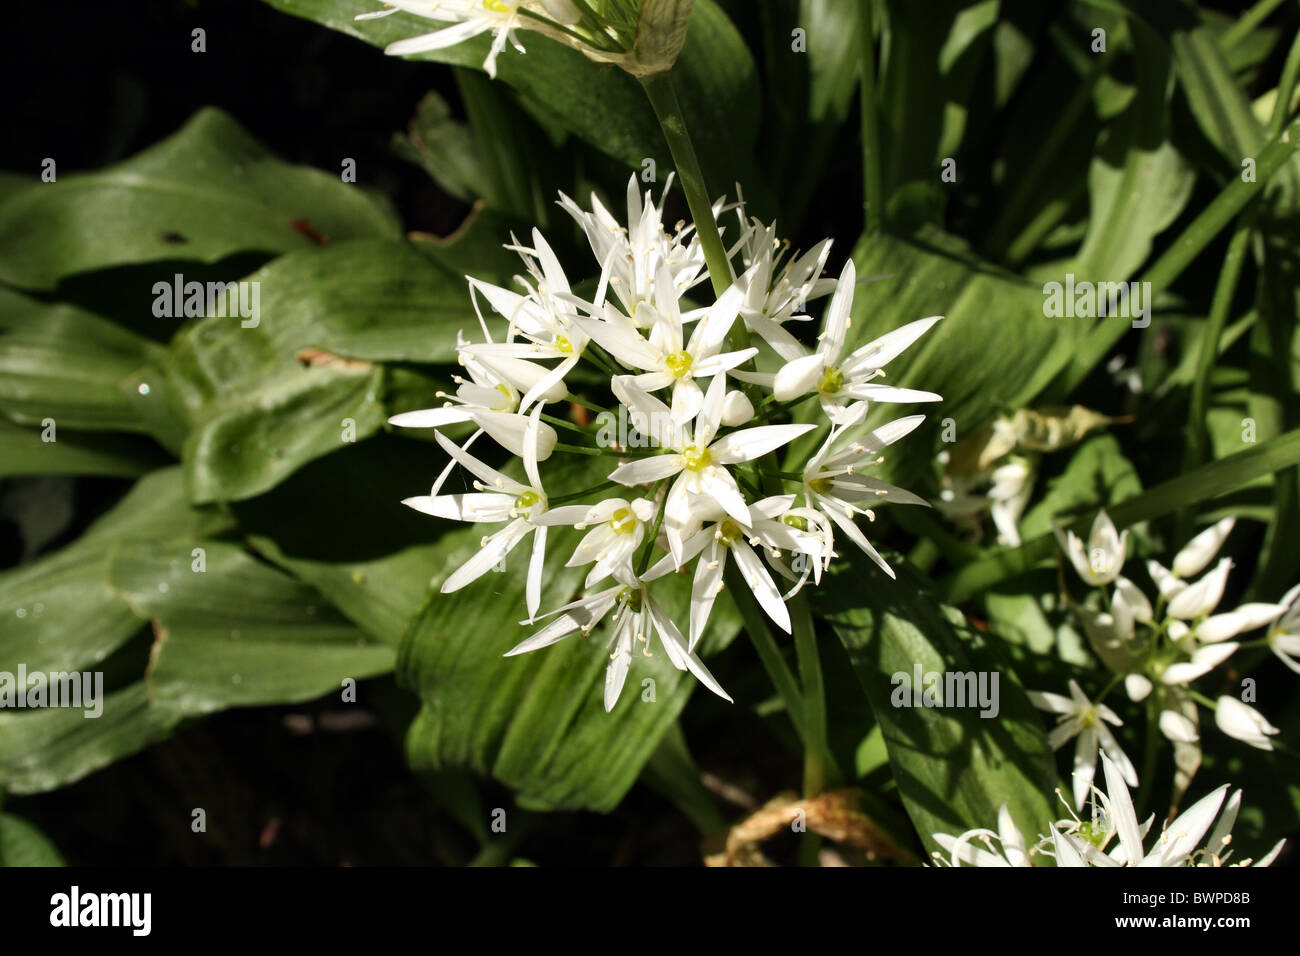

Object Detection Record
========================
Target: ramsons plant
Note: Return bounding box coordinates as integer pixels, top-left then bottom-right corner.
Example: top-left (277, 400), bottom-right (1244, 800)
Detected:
top-left (2, 0), bottom-right (1300, 868)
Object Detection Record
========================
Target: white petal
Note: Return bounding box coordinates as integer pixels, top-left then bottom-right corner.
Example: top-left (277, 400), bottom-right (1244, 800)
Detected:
top-left (1168, 558), bottom-right (1232, 620)
top-left (772, 351), bottom-right (825, 401)
top-left (1173, 517), bottom-right (1235, 578)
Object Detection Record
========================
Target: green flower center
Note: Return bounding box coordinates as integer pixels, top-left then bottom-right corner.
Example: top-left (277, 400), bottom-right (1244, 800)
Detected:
top-left (783, 514), bottom-right (808, 531)
top-left (608, 508), bottom-right (638, 534)
top-left (483, 0), bottom-right (513, 12)
top-left (808, 476), bottom-right (832, 495)
top-left (514, 491), bottom-right (541, 511)
top-left (494, 382), bottom-right (516, 411)
top-left (1076, 820), bottom-right (1107, 849)
top-left (664, 350), bottom-right (693, 378)
top-left (681, 445), bottom-right (711, 471)
top-left (717, 520), bottom-right (742, 546)
top-left (818, 365), bottom-right (844, 395)
top-left (554, 334), bottom-right (574, 355)
top-left (621, 587), bottom-right (643, 613)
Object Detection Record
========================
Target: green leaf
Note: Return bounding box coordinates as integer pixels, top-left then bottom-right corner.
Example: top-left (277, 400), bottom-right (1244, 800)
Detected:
top-left (0, 468), bottom-right (233, 677)
top-left (108, 541), bottom-right (394, 715)
top-left (0, 287), bottom-right (171, 434)
top-left (786, 231), bottom-right (1083, 487)
top-left (258, 0), bottom-right (764, 206)
top-left (0, 814), bottom-right (66, 866)
top-left (821, 552), bottom-right (1056, 854)
top-left (0, 108), bottom-right (401, 291)
top-left (0, 684), bottom-right (181, 795)
top-left (945, 427), bottom-right (1300, 601)
top-left (232, 433), bottom-right (459, 645)
top-left (0, 419), bottom-right (167, 478)
top-left (397, 469), bottom-right (739, 813)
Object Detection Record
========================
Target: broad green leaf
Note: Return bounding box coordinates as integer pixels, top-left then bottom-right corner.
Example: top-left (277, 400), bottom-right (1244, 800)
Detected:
top-left (258, 0), bottom-right (764, 208)
top-left (0, 814), bottom-right (65, 866)
top-left (165, 224), bottom-right (525, 503)
top-left (0, 108), bottom-right (401, 291)
top-left (0, 419), bottom-right (166, 479)
top-left (397, 459), bottom-right (740, 813)
top-left (1072, 18), bottom-right (1194, 282)
top-left (822, 552), bottom-right (1056, 854)
top-left (232, 434), bottom-right (459, 645)
top-left (0, 684), bottom-right (181, 795)
top-left (0, 467), bottom-right (233, 677)
top-left (392, 91), bottom-right (491, 204)
top-left (0, 288), bottom-right (172, 435)
top-left (108, 541), bottom-right (394, 715)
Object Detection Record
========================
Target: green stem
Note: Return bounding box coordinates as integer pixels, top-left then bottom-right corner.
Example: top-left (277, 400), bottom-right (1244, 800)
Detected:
top-left (1221, 0), bottom-right (1289, 51)
top-left (857, 0), bottom-right (884, 234)
top-left (1135, 698), bottom-right (1162, 819)
top-left (1185, 215), bottom-right (1253, 472)
top-left (790, 593), bottom-right (827, 798)
top-left (640, 71), bottom-right (732, 298)
top-left (724, 561), bottom-right (806, 741)
top-left (1266, 24), bottom-right (1300, 139)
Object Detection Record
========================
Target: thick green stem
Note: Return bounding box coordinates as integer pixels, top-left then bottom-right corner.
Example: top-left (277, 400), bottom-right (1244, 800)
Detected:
top-left (790, 593), bottom-right (827, 798)
top-left (1221, 0), bottom-right (1289, 51)
top-left (1185, 216), bottom-right (1253, 472)
top-left (640, 71), bottom-right (732, 298)
top-left (857, 1), bottom-right (884, 234)
top-left (724, 562), bottom-right (806, 740)
top-left (1266, 24), bottom-right (1300, 139)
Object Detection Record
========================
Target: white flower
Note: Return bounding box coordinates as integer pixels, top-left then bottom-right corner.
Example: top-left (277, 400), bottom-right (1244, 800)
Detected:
top-left (936, 754), bottom-right (1284, 867)
top-left (987, 457), bottom-right (1033, 547)
top-left (575, 265), bottom-right (756, 423)
top-left (729, 216), bottom-right (835, 355)
top-left (643, 495), bottom-right (823, 649)
top-left (1028, 678), bottom-right (1137, 810)
top-left (1167, 557), bottom-right (1232, 619)
top-left (562, 496), bottom-right (657, 588)
top-left (359, 0), bottom-right (537, 78)
top-left (1055, 509), bottom-right (1128, 587)
top-left (400, 409), bottom-right (577, 620)
top-left (608, 374), bottom-right (813, 564)
top-left (1160, 642), bottom-right (1239, 685)
top-left (505, 574), bottom-right (732, 712)
top-left (932, 805), bottom-right (1031, 867)
top-left (770, 259), bottom-right (942, 424)
top-left (1113, 576), bottom-right (1153, 624)
top-left (1215, 696), bottom-right (1279, 751)
top-left (1173, 517), bottom-right (1235, 578)
top-left (1266, 583), bottom-right (1300, 673)
top-left (801, 403), bottom-right (929, 578)
top-left (1158, 709), bottom-right (1199, 742)
top-left (388, 335), bottom-right (560, 460)
top-left (558, 175), bottom-right (707, 318)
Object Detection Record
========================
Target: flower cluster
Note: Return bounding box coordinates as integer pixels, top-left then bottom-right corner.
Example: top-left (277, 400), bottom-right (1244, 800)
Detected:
top-left (392, 176), bottom-right (942, 709)
top-left (358, 0), bottom-right (689, 78)
top-left (933, 753), bottom-right (1285, 867)
top-left (1035, 510), bottom-right (1298, 809)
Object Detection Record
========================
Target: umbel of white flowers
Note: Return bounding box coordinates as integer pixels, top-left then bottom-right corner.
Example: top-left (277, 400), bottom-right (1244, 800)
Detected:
top-left (358, 0), bottom-right (696, 78)
top-left (392, 176), bottom-right (943, 709)
top-left (933, 753), bottom-right (1285, 867)
top-left (1038, 510), bottom-right (1298, 809)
